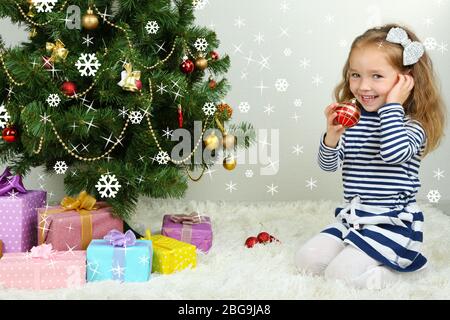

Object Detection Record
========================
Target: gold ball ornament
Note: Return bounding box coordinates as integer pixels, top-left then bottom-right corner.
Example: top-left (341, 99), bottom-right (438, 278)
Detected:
top-left (195, 56), bottom-right (208, 70)
top-left (223, 157), bottom-right (237, 171)
top-left (82, 8), bottom-right (100, 30)
top-left (204, 132), bottom-right (220, 151)
top-left (223, 133), bottom-right (236, 150)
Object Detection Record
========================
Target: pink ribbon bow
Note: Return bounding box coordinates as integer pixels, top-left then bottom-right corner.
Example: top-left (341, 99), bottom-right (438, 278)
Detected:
top-left (30, 244), bottom-right (54, 259)
top-left (170, 212), bottom-right (205, 225)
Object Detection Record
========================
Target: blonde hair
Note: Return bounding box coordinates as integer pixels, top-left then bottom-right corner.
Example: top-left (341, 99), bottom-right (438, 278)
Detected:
top-left (334, 23), bottom-right (446, 156)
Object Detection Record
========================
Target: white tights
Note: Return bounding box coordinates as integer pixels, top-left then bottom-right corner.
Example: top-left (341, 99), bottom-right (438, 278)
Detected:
top-left (295, 233), bottom-right (397, 289)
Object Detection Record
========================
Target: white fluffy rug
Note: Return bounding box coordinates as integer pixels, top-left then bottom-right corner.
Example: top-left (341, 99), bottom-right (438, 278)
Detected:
top-left (0, 199), bottom-right (449, 300)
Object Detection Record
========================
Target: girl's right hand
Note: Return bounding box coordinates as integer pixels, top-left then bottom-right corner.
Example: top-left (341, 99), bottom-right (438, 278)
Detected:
top-left (324, 103), bottom-right (346, 148)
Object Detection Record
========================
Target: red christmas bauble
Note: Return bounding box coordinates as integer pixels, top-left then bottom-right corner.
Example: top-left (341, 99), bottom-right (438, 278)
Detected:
top-left (61, 81), bottom-right (77, 96)
top-left (210, 51), bottom-right (219, 60)
top-left (257, 232), bottom-right (271, 244)
top-left (180, 59), bottom-right (195, 74)
top-left (245, 236), bottom-right (259, 248)
top-left (333, 100), bottom-right (361, 128)
top-left (208, 79), bottom-right (217, 89)
top-left (135, 79), bottom-right (142, 91)
top-left (42, 56), bottom-right (53, 69)
top-left (2, 126), bottom-right (18, 143)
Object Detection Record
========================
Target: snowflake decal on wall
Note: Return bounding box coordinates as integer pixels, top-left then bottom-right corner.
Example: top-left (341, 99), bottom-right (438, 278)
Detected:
top-left (423, 37), bottom-right (437, 51)
top-left (238, 102), bottom-right (250, 113)
top-left (427, 190), bottom-right (441, 203)
top-left (75, 53), bottom-right (101, 77)
top-left (0, 104), bottom-right (11, 129)
top-left (275, 78), bottom-right (289, 92)
top-left (95, 174), bottom-right (121, 198)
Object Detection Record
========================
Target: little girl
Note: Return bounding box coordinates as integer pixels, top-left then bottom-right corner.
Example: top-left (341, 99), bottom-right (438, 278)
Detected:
top-left (295, 24), bottom-right (446, 289)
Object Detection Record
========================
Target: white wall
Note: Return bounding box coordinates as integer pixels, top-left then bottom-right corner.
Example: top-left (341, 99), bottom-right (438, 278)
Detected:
top-left (1, 0), bottom-right (449, 207)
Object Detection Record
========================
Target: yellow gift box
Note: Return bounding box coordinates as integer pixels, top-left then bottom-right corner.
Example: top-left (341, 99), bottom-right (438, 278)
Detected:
top-left (144, 231), bottom-right (196, 274)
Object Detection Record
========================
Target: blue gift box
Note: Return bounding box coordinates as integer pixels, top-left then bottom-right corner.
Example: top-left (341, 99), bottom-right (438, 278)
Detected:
top-left (86, 239), bottom-right (152, 282)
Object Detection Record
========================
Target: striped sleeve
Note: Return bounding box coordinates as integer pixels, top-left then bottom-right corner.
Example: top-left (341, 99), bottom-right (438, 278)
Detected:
top-left (318, 132), bottom-right (345, 172)
top-left (377, 103), bottom-right (426, 164)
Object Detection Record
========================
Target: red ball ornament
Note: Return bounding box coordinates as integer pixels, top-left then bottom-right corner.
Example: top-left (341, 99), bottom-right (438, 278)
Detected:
top-left (135, 79), bottom-right (143, 91)
top-left (61, 81), bottom-right (77, 96)
top-left (210, 51), bottom-right (219, 60)
top-left (2, 126), bottom-right (18, 143)
top-left (333, 99), bottom-right (361, 128)
top-left (245, 236), bottom-right (259, 248)
top-left (257, 232), bottom-right (271, 244)
top-left (42, 56), bottom-right (53, 69)
top-left (208, 78), bottom-right (217, 89)
top-left (180, 59), bottom-right (195, 74)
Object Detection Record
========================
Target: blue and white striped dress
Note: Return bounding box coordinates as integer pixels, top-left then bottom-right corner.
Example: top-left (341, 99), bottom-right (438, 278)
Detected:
top-left (318, 103), bottom-right (427, 272)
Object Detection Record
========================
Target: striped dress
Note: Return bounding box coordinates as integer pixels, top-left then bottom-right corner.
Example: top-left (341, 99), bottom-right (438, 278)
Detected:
top-left (318, 103), bottom-right (427, 272)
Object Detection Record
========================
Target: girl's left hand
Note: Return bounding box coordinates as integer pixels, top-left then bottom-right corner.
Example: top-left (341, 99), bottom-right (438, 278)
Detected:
top-left (386, 74), bottom-right (414, 105)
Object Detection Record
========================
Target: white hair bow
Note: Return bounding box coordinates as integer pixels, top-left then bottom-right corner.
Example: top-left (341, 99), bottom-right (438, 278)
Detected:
top-left (386, 27), bottom-right (425, 66)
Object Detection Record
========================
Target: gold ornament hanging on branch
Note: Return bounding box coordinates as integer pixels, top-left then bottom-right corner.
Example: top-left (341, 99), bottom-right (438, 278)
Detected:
top-left (82, 7), bottom-right (99, 30)
top-left (46, 39), bottom-right (69, 62)
top-left (118, 63), bottom-right (142, 92)
top-left (26, 0), bottom-right (35, 17)
top-left (194, 54), bottom-right (208, 71)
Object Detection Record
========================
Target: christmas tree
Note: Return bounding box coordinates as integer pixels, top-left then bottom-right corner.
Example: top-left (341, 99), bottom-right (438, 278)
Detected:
top-left (0, 0), bottom-right (254, 219)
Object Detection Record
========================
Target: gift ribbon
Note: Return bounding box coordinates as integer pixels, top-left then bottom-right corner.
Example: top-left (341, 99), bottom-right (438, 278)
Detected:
top-left (169, 212), bottom-right (209, 243)
top-left (104, 230), bottom-right (136, 282)
top-left (39, 191), bottom-right (97, 250)
top-left (104, 229), bottom-right (136, 247)
top-left (140, 229), bottom-right (152, 240)
top-left (46, 39), bottom-right (69, 62)
top-left (30, 243), bottom-right (54, 259)
top-left (118, 63), bottom-right (141, 92)
top-left (0, 167), bottom-right (27, 196)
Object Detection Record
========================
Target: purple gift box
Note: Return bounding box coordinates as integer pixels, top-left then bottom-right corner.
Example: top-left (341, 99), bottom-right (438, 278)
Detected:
top-left (0, 190), bottom-right (47, 253)
top-left (161, 213), bottom-right (213, 253)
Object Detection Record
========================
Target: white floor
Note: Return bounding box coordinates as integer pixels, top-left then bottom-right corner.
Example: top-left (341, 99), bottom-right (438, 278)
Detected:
top-left (1, 198), bottom-right (449, 299)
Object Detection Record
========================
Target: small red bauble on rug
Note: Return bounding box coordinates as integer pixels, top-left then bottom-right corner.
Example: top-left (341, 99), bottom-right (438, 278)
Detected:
top-left (245, 236), bottom-right (259, 248)
top-left (333, 98), bottom-right (361, 128)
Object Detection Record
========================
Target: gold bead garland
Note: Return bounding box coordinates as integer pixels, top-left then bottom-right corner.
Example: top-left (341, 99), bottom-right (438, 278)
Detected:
top-left (6, 3), bottom-right (215, 169)
top-left (136, 38), bottom-right (178, 71)
top-left (47, 116), bottom-right (131, 162)
top-left (92, 4), bottom-right (133, 50)
top-left (145, 80), bottom-right (212, 165)
top-left (0, 51), bottom-right (25, 87)
top-left (15, 0), bottom-right (69, 27)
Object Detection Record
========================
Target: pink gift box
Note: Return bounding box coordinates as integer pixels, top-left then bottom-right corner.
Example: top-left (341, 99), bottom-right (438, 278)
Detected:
top-left (0, 250), bottom-right (86, 290)
top-left (161, 214), bottom-right (213, 253)
top-left (0, 190), bottom-right (47, 253)
top-left (37, 202), bottom-right (123, 251)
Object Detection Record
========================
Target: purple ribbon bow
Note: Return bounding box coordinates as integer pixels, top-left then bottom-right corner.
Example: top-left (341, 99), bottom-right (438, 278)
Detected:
top-left (0, 167), bottom-right (27, 196)
top-left (170, 212), bottom-right (204, 225)
top-left (104, 229), bottom-right (136, 247)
